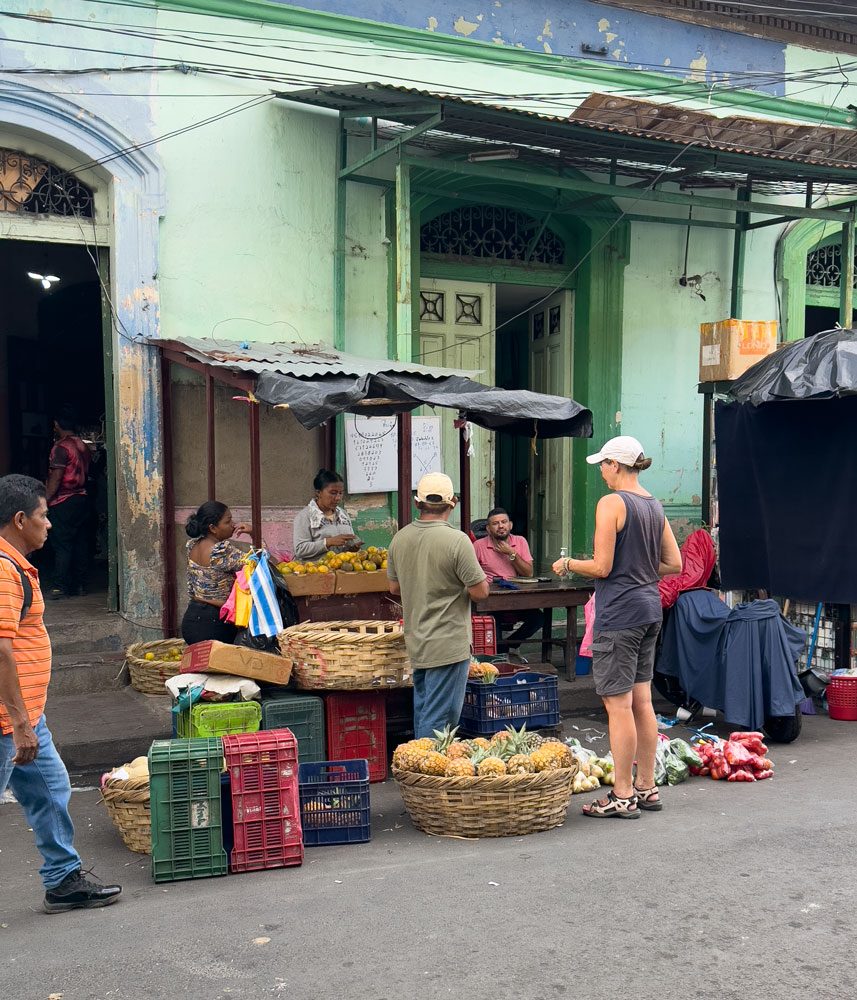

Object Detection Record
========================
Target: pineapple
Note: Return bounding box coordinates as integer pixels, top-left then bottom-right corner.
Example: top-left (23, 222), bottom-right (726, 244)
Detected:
top-left (412, 738), bottom-right (434, 751)
top-left (476, 756), bottom-right (507, 777)
top-left (541, 741), bottom-right (573, 768)
top-left (444, 758), bottom-right (476, 777)
top-left (431, 726), bottom-right (460, 754)
top-left (530, 745), bottom-right (562, 771)
top-left (490, 730), bottom-right (512, 750)
top-left (420, 751), bottom-right (450, 775)
top-left (392, 741), bottom-right (434, 772)
top-left (506, 753), bottom-right (536, 775)
top-left (446, 741), bottom-right (470, 760)
top-left (471, 737), bottom-right (492, 751)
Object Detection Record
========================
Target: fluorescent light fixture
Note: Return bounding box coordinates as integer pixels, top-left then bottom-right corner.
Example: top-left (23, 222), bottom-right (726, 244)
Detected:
top-left (467, 148), bottom-right (520, 163)
top-left (27, 272), bottom-right (60, 289)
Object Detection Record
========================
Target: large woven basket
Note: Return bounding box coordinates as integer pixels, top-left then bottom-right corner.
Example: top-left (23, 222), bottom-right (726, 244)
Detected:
top-left (278, 620), bottom-right (411, 690)
top-left (392, 766), bottom-right (575, 838)
top-left (125, 639), bottom-right (186, 695)
top-left (101, 775), bottom-right (151, 854)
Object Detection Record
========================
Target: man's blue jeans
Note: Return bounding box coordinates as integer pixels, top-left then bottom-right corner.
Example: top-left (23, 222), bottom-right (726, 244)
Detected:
top-left (412, 659), bottom-right (470, 739)
top-left (0, 715), bottom-right (82, 888)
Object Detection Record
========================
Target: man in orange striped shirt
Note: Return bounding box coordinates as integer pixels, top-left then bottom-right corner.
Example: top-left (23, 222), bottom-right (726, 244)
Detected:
top-left (0, 475), bottom-right (121, 913)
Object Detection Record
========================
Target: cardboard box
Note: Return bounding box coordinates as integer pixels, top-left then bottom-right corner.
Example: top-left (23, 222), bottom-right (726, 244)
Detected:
top-left (334, 569), bottom-right (391, 595)
top-left (284, 572), bottom-right (336, 597)
top-left (699, 319), bottom-right (777, 382)
top-left (180, 640), bottom-right (292, 686)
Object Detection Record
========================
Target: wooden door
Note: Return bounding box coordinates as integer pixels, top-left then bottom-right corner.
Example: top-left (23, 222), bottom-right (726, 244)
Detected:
top-left (419, 278), bottom-right (496, 525)
top-left (528, 290), bottom-right (574, 571)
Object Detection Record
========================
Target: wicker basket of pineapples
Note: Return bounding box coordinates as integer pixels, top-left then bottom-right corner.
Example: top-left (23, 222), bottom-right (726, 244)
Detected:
top-left (392, 725), bottom-right (578, 838)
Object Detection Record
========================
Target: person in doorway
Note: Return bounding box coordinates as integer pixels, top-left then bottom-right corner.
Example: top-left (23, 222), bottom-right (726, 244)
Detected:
top-left (292, 470), bottom-right (360, 561)
top-left (387, 473), bottom-right (489, 738)
top-left (45, 408), bottom-right (91, 599)
top-left (0, 474), bottom-right (122, 912)
top-left (553, 436), bottom-right (682, 819)
top-left (472, 507), bottom-right (542, 645)
top-left (182, 501), bottom-right (251, 646)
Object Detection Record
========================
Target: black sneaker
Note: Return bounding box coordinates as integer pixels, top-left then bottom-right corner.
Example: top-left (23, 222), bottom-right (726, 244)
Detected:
top-left (44, 869), bottom-right (122, 914)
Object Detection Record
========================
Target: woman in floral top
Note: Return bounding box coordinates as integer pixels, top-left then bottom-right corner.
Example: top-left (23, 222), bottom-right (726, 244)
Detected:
top-left (181, 501), bottom-right (251, 645)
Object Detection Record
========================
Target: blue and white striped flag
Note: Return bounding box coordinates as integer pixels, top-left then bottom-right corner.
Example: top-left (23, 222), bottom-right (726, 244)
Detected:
top-left (248, 553), bottom-right (283, 638)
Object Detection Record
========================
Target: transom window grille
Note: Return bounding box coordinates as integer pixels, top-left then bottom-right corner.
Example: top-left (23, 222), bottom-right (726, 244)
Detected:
top-left (0, 148), bottom-right (94, 218)
top-left (421, 205), bottom-right (564, 265)
top-left (806, 242), bottom-right (857, 289)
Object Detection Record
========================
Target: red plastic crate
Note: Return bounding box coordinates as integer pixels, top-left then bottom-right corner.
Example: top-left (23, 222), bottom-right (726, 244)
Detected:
top-left (325, 692), bottom-right (387, 782)
top-left (471, 616), bottom-right (497, 656)
top-left (223, 730), bottom-right (303, 872)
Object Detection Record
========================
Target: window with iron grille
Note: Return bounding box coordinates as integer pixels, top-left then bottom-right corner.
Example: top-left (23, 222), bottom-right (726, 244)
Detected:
top-left (420, 205), bottom-right (564, 265)
top-left (0, 148), bottom-right (95, 218)
top-left (806, 243), bottom-right (857, 290)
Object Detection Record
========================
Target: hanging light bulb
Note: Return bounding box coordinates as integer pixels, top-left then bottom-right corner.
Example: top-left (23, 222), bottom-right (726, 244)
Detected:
top-left (27, 272), bottom-right (61, 290)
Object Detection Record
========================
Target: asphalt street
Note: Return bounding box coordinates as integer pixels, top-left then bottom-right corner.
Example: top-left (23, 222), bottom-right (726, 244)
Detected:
top-left (1, 712), bottom-right (855, 1000)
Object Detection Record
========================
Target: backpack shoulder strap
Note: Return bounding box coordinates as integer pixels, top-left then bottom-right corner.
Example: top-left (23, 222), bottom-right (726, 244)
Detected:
top-left (0, 554), bottom-right (33, 622)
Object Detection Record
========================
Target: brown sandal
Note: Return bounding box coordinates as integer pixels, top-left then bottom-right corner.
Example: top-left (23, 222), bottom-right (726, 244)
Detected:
top-left (633, 785), bottom-right (663, 811)
top-left (582, 790), bottom-right (640, 819)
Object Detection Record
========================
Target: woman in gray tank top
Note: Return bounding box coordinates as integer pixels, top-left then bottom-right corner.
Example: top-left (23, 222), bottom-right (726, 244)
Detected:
top-left (553, 436), bottom-right (682, 819)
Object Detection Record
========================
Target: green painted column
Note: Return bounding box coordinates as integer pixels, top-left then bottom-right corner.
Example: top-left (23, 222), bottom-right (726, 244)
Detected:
top-left (840, 216), bottom-right (855, 328)
top-left (395, 158), bottom-right (412, 363)
top-left (333, 120), bottom-right (347, 351)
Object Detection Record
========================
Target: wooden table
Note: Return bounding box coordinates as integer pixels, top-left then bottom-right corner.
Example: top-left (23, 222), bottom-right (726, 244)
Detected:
top-left (474, 581), bottom-right (593, 680)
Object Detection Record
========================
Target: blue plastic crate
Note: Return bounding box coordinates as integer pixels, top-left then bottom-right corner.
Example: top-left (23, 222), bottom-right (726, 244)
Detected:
top-left (298, 760), bottom-right (370, 846)
top-left (458, 672), bottom-right (560, 736)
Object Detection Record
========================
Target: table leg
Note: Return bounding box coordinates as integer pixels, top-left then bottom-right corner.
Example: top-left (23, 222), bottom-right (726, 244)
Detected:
top-left (541, 608), bottom-right (551, 665)
top-left (566, 605), bottom-right (578, 682)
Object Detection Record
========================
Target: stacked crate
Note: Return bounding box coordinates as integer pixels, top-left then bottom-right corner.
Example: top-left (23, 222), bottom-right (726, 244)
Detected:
top-left (260, 692), bottom-right (325, 765)
top-left (298, 760), bottom-right (371, 846)
top-left (148, 738), bottom-right (228, 883)
top-left (325, 691), bottom-right (387, 782)
top-left (788, 602), bottom-right (836, 674)
top-left (176, 701), bottom-right (262, 739)
top-left (222, 730), bottom-right (303, 872)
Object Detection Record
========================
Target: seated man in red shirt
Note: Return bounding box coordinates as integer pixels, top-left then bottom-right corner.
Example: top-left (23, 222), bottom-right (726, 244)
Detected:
top-left (472, 508), bottom-right (543, 645)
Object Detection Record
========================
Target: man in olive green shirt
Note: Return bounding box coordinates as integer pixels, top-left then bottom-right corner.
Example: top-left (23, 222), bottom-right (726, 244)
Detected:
top-left (387, 473), bottom-right (489, 738)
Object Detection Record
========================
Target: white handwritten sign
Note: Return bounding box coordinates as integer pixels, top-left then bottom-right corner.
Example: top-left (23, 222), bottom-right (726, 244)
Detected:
top-left (345, 416), bottom-right (442, 493)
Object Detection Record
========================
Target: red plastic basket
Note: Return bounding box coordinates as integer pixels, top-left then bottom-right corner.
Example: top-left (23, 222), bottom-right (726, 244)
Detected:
top-left (325, 692), bottom-right (387, 782)
top-left (827, 676), bottom-right (857, 721)
top-left (471, 615), bottom-right (497, 656)
top-left (223, 730), bottom-right (303, 872)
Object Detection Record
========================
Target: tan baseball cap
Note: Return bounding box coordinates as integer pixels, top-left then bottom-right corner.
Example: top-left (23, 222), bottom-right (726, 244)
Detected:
top-left (415, 472), bottom-right (455, 505)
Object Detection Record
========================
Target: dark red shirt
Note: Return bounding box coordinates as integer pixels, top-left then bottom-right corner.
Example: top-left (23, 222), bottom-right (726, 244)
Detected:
top-left (49, 436), bottom-right (90, 506)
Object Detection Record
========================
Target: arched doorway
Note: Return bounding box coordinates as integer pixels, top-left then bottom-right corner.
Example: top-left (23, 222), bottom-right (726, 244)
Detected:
top-left (0, 83), bottom-right (164, 622)
top-left (409, 172), bottom-right (628, 561)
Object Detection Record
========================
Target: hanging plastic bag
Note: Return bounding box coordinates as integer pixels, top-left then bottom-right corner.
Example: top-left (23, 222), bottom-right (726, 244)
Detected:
top-left (247, 551), bottom-right (283, 638)
top-left (580, 595), bottom-right (595, 657)
top-left (233, 567), bottom-right (252, 629)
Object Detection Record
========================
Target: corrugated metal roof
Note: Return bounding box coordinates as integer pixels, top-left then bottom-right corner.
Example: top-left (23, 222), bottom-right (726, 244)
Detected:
top-left (280, 82), bottom-right (857, 187)
top-left (156, 337), bottom-right (481, 380)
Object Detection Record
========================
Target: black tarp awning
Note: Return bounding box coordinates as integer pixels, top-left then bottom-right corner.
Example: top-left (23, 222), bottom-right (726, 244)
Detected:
top-left (726, 327), bottom-right (857, 405)
top-left (255, 370), bottom-right (592, 437)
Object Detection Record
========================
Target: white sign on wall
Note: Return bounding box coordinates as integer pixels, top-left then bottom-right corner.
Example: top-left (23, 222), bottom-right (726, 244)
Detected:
top-left (345, 416), bottom-right (442, 493)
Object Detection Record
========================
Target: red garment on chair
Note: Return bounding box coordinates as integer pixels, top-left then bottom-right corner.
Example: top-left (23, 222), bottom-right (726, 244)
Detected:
top-left (658, 529), bottom-right (716, 609)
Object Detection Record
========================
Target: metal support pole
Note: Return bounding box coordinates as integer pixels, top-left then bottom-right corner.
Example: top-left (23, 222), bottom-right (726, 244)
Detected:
top-left (840, 214), bottom-right (855, 329)
top-left (395, 158), bottom-right (412, 363)
top-left (397, 411), bottom-right (413, 529)
top-left (730, 188), bottom-right (749, 319)
top-left (249, 402), bottom-right (262, 549)
top-left (458, 423), bottom-right (471, 536)
top-left (160, 358), bottom-right (177, 636)
top-left (205, 374), bottom-right (216, 500)
top-left (333, 118), bottom-right (348, 350)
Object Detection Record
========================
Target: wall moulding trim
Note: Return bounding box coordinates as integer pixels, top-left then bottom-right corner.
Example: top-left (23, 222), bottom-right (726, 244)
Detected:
top-left (154, 0), bottom-right (856, 128)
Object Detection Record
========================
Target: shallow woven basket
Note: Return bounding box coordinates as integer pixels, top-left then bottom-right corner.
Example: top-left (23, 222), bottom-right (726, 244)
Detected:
top-left (392, 766), bottom-right (575, 838)
top-left (125, 639), bottom-right (186, 695)
top-left (101, 775), bottom-right (151, 854)
top-left (278, 620), bottom-right (411, 690)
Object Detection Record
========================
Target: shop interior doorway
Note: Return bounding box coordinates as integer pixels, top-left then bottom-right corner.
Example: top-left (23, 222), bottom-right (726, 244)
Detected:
top-left (0, 238), bottom-right (109, 599)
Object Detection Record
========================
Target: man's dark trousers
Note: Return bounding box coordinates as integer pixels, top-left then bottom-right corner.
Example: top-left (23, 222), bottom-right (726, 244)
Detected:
top-left (49, 494), bottom-right (90, 594)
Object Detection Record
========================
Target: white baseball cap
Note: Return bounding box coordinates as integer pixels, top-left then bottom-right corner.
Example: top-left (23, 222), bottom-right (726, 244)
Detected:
top-left (415, 472), bottom-right (455, 505)
top-left (586, 435), bottom-right (647, 466)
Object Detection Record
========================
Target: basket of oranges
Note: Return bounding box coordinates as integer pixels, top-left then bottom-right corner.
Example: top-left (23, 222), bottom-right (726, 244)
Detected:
top-left (125, 640), bottom-right (186, 695)
top-left (278, 619), bottom-right (410, 690)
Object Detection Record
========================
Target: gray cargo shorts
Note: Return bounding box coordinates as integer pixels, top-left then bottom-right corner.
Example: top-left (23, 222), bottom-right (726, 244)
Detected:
top-left (590, 622), bottom-right (662, 698)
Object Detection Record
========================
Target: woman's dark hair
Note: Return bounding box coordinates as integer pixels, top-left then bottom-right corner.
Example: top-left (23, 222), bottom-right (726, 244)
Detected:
top-left (186, 500), bottom-right (228, 538)
top-left (313, 469), bottom-right (343, 492)
top-left (618, 454), bottom-right (653, 473)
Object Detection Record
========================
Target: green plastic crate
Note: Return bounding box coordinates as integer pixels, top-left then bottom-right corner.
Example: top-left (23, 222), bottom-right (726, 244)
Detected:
top-left (148, 738), bottom-right (228, 883)
top-left (261, 693), bottom-right (325, 764)
top-left (176, 700), bottom-right (262, 739)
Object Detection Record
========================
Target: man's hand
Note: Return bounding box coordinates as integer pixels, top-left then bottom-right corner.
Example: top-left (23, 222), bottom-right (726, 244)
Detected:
top-left (12, 722), bottom-right (38, 765)
top-left (493, 540), bottom-right (515, 558)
